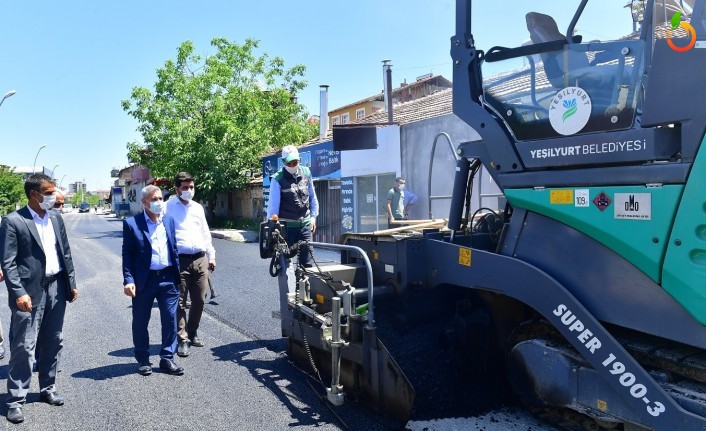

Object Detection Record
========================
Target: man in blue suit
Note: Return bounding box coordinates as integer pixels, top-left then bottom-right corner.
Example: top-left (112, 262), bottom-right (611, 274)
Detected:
top-left (122, 185), bottom-right (183, 376)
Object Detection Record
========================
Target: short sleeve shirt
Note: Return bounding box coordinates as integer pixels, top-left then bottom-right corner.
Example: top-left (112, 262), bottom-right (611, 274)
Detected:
top-left (387, 188), bottom-right (405, 220)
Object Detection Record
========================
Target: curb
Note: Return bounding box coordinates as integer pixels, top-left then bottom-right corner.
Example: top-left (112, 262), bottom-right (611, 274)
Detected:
top-left (210, 230), bottom-right (258, 243)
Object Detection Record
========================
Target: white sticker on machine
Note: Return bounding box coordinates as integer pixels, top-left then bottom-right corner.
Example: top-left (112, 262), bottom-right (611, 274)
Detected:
top-left (614, 193), bottom-right (651, 220)
top-left (575, 189), bottom-right (589, 207)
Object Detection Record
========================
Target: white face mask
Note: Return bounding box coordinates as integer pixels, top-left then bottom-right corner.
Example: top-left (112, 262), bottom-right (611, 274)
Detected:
top-left (36, 192), bottom-right (57, 210)
top-left (147, 200), bottom-right (165, 214)
top-left (180, 189), bottom-right (194, 201)
top-left (398, 184), bottom-right (405, 190)
top-left (285, 165), bottom-right (299, 175)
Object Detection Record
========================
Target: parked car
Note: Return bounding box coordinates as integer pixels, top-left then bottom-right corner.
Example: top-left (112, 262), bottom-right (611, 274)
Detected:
top-left (62, 203), bottom-right (74, 213)
top-left (79, 202), bottom-right (90, 213)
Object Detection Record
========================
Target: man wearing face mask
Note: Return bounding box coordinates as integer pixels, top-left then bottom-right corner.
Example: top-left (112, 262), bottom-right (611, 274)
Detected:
top-left (267, 145), bottom-right (319, 268)
top-left (386, 177), bottom-right (407, 229)
top-left (163, 172), bottom-right (216, 358)
top-left (122, 185), bottom-right (183, 376)
top-left (0, 173), bottom-right (78, 424)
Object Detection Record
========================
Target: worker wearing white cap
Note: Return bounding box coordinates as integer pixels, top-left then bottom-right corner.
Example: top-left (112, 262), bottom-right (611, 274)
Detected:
top-left (266, 145), bottom-right (319, 267)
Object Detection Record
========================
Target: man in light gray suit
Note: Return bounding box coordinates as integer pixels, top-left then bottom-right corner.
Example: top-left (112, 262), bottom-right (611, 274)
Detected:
top-left (0, 173), bottom-right (78, 424)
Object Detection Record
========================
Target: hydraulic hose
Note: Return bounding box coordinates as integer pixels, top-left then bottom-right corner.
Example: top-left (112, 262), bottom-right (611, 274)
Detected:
top-left (448, 158), bottom-right (471, 231)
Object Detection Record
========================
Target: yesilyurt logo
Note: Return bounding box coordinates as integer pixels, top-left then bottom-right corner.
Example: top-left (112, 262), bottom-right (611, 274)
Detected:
top-left (549, 86), bottom-right (592, 136)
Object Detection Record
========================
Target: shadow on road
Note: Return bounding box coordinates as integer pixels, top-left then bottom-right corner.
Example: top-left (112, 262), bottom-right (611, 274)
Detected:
top-left (73, 344), bottom-right (172, 380)
top-left (107, 344), bottom-right (162, 358)
top-left (211, 339), bottom-right (342, 429)
top-left (71, 363), bottom-right (139, 381)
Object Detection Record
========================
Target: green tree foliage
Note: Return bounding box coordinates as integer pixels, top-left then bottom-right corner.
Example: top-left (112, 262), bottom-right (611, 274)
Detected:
top-left (0, 166), bottom-right (25, 216)
top-left (122, 38), bottom-right (317, 218)
top-left (69, 192), bottom-right (102, 207)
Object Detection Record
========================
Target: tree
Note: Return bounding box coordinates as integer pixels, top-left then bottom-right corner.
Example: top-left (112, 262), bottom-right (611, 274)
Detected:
top-left (69, 191), bottom-right (101, 207)
top-left (122, 38), bottom-right (318, 219)
top-left (0, 166), bottom-right (25, 216)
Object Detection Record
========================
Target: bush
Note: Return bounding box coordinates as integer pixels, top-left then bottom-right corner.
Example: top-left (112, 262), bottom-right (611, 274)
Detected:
top-left (212, 217), bottom-right (260, 231)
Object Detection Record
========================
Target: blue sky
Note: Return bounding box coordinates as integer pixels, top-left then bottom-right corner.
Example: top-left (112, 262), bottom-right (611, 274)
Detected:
top-left (0, 1), bottom-right (632, 192)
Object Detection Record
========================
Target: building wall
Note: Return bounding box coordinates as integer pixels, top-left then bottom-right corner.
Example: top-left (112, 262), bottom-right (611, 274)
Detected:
top-left (329, 100), bottom-right (384, 126)
top-left (341, 125), bottom-right (401, 177)
top-left (214, 183), bottom-right (263, 220)
top-left (400, 114), bottom-right (502, 221)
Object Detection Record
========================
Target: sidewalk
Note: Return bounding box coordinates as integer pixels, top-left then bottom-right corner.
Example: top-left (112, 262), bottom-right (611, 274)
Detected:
top-left (102, 211), bottom-right (258, 243)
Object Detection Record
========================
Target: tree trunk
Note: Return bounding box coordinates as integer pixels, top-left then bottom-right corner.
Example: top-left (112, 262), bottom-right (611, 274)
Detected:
top-left (208, 197), bottom-right (217, 224)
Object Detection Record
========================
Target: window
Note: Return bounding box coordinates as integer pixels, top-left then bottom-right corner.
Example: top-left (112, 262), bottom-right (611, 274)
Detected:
top-left (355, 173), bottom-right (396, 232)
top-left (332, 115), bottom-right (340, 126)
top-left (342, 113), bottom-right (350, 124)
top-left (356, 108), bottom-right (365, 119)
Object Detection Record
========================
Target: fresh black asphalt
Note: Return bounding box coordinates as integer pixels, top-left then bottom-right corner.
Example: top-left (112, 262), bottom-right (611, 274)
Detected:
top-left (0, 212), bottom-right (390, 431)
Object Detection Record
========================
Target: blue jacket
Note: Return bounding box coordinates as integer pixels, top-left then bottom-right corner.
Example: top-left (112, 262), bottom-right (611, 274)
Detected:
top-left (122, 212), bottom-right (180, 291)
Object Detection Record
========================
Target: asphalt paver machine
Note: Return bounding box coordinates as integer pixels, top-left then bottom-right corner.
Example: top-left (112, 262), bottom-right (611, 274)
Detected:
top-left (263, 1), bottom-right (706, 429)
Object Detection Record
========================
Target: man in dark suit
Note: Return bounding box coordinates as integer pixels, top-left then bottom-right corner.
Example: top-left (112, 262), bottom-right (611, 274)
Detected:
top-left (0, 270), bottom-right (5, 360)
top-left (0, 173), bottom-right (78, 424)
top-left (122, 185), bottom-right (183, 377)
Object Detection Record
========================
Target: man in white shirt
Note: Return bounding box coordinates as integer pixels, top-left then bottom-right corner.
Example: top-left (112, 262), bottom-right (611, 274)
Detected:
top-left (164, 172), bottom-right (216, 358)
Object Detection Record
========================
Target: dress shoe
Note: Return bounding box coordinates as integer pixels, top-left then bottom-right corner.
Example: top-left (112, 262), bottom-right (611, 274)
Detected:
top-left (6, 407), bottom-right (23, 423)
top-left (40, 391), bottom-right (65, 406)
top-left (0, 342), bottom-right (5, 360)
top-left (159, 359), bottom-right (184, 375)
top-left (137, 363), bottom-right (152, 376)
top-left (177, 340), bottom-right (190, 357)
top-left (189, 337), bottom-right (204, 347)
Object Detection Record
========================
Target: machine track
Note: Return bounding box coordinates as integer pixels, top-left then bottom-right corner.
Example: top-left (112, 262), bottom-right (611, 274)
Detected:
top-left (508, 321), bottom-right (706, 431)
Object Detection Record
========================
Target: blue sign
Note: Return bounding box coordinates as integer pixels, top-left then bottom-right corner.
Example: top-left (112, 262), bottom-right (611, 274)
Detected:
top-left (340, 177), bottom-right (354, 234)
top-left (262, 141), bottom-right (342, 217)
top-left (262, 140), bottom-right (341, 187)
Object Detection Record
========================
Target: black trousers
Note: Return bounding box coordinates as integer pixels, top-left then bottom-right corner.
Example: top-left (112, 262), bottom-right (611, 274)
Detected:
top-left (286, 224), bottom-right (313, 268)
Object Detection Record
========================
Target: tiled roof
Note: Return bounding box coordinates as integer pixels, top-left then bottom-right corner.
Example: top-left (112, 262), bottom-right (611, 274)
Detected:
top-left (261, 130), bottom-right (334, 158)
top-left (352, 88), bottom-right (453, 125)
top-left (331, 75), bottom-right (452, 112)
top-left (482, 47), bottom-right (638, 103)
top-left (621, 22), bottom-right (688, 40)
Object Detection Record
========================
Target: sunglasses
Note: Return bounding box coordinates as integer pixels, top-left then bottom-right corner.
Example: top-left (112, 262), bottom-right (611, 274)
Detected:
top-left (54, 202), bottom-right (64, 208)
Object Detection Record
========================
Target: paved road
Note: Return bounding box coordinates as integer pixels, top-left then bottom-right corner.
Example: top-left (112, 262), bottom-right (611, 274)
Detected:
top-left (0, 211), bottom-right (560, 431)
top-left (0, 211), bottom-right (392, 431)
